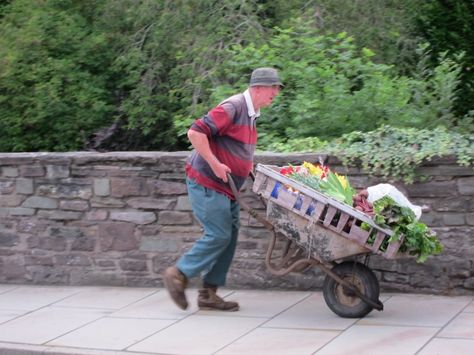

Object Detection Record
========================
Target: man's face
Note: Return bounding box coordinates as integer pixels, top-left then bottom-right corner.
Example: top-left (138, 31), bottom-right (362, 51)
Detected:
top-left (256, 85), bottom-right (281, 107)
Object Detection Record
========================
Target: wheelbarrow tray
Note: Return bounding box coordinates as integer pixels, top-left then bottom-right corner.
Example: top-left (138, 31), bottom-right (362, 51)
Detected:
top-left (252, 164), bottom-right (404, 262)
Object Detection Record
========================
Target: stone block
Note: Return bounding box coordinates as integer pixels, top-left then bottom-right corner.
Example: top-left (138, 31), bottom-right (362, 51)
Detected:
top-left (16, 178), bottom-right (34, 194)
top-left (99, 222), bottom-right (138, 251)
top-left (48, 226), bottom-right (84, 239)
top-left (0, 179), bottom-right (15, 194)
top-left (158, 211), bottom-right (192, 225)
top-left (9, 208), bottom-right (35, 216)
top-left (71, 237), bottom-right (95, 251)
top-left (416, 165), bottom-right (474, 176)
top-left (55, 254), bottom-right (91, 266)
top-left (436, 228), bottom-right (474, 257)
top-left (90, 197), bottom-right (125, 208)
top-left (153, 180), bottom-right (187, 195)
top-left (31, 266), bottom-right (68, 284)
top-left (0, 195), bottom-right (25, 207)
top-left (111, 178), bottom-right (148, 197)
top-left (140, 235), bottom-right (179, 252)
top-left (445, 259), bottom-right (472, 277)
top-left (161, 225), bottom-right (203, 233)
top-left (442, 213), bottom-right (465, 226)
top-left (467, 213), bottom-right (474, 226)
top-left (237, 241), bottom-right (258, 250)
top-left (24, 256), bottom-right (54, 266)
top-left (37, 211), bottom-right (82, 220)
top-left (59, 178), bottom-right (91, 185)
top-left (239, 227), bottom-right (275, 240)
top-left (138, 225), bottom-right (160, 236)
top-left (127, 197), bottom-right (175, 210)
top-left (464, 277), bottom-right (474, 289)
top-left (17, 220), bottom-right (49, 233)
top-left (94, 178), bottom-right (110, 196)
top-left (86, 209), bottom-right (108, 221)
top-left (433, 197), bottom-right (468, 212)
top-left (22, 196), bottom-right (57, 209)
top-left (419, 212), bottom-right (442, 227)
top-left (159, 173), bottom-right (185, 180)
top-left (346, 175), bottom-right (370, 189)
top-left (458, 177), bottom-right (474, 195)
top-left (95, 259), bottom-right (115, 268)
top-left (2, 167), bottom-right (18, 177)
top-left (382, 272), bottom-right (410, 283)
top-left (175, 196), bottom-right (192, 211)
top-left (119, 259), bottom-right (147, 271)
top-left (405, 181), bottom-right (457, 197)
top-left (0, 231), bottom-right (19, 247)
top-left (37, 236), bottom-right (67, 251)
top-left (110, 211), bottom-right (156, 224)
top-left (37, 184), bottom-right (92, 199)
top-left (46, 165), bottom-right (70, 179)
top-left (60, 200), bottom-right (89, 211)
top-left (3, 261), bottom-right (26, 279)
top-left (20, 165), bottom-right (45, 177)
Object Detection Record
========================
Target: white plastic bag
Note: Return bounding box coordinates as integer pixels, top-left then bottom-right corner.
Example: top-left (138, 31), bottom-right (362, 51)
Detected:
top-left (367, 183), bottom-right (422, 219)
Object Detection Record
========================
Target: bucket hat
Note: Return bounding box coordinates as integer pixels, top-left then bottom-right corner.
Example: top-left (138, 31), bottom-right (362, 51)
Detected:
top-left (249, 67), bottom-right (283, 87)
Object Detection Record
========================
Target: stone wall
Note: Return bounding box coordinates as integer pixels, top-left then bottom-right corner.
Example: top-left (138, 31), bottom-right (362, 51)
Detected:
top-left (0, 152), bottom-right (473, 295)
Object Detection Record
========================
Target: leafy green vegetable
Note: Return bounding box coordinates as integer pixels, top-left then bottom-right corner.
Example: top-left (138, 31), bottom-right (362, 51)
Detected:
top-left (289, 169), bottom-right (355, 205)
top-left (371, 196), bottom-right (443, 262)
top-left (318, 171), bottom-right (355, 205)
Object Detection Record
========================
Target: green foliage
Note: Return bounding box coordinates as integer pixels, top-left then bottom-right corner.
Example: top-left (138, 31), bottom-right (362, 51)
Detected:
top-left (413, 0), bottom-right (474, 118)
top-left (0, 0), bottom-right (113, 151)
top-left (0, 0), bottom-right (471, 153)
top-left (214, 20), bottom-right (467, 143)
top-left (308, 0), bottom-right (421, 72)
top-left (371, 196), bottom-right (443, 263)
top-left (257, 135), bottom-right (328, 153)
top-left (328, 125), bottom-right (474, 183)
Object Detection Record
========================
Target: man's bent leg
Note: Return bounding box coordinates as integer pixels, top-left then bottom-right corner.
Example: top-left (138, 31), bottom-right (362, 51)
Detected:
top-left (198, 199), bottom-right (240, 311)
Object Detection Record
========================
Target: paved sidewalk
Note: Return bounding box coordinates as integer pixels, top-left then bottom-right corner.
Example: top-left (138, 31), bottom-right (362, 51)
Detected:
top-left (0, 284), bottom-right (473, 355)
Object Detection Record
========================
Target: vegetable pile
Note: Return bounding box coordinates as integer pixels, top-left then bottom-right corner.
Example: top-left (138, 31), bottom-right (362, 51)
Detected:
top-left (279, 162), bottom-right (443, 262)
top-left (364, 196), bottom-right (443, 263)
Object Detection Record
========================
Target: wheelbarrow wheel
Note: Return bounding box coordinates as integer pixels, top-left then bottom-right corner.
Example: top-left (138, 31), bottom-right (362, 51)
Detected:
top-left (323, 261), bottom-right (379, 318)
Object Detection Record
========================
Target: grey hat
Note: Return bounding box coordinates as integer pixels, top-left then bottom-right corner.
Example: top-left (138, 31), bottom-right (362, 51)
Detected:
top-left (249, 67), bottom-right (283, 87)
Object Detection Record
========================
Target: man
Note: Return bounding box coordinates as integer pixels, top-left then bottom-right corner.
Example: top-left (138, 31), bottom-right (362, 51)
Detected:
top-left (163, 68), bottom-right (282, 311)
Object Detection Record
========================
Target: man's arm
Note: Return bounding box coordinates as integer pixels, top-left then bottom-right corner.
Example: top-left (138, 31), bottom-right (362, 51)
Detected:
top-left (187, 129), bottom-right (231, 182)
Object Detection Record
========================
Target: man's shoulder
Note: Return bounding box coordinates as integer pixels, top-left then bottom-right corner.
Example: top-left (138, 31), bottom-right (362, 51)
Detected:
top-left (216, 93), bottom-right (246, 119)
top-left (219, 93), bottom-right (245, 107)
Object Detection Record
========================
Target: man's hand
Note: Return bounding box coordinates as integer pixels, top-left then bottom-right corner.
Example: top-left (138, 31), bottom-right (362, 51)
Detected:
top-left (210, 161), bottom-right (231, 182)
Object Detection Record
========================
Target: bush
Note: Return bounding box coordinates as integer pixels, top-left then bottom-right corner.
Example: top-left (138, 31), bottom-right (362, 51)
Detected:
top-left (328, 125), bottom-right (474, 183)
top-left (211, 19), bottom-right (466, 146)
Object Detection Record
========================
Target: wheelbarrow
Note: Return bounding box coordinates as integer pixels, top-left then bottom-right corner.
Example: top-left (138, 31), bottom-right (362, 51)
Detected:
top-left (227, 163), bottom-right (406, 318)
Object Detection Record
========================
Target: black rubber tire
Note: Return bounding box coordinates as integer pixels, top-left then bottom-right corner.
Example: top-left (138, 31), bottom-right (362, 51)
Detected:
top-left (323, 262), bottom-right (380, 318)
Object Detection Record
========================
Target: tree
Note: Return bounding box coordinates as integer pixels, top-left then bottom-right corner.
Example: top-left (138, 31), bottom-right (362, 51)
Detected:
top-left (413, 0), bottom-right (474, 121)
top-left (0, 0), bottom-right (114, 151)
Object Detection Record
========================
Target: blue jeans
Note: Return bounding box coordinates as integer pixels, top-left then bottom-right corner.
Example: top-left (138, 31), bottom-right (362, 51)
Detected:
top-left (176, 178), bottom-right (240, 286)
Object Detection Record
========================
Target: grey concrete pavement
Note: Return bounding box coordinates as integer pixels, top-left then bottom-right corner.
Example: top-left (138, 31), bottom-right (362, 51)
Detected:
top-left (0, 284), bottom-right (473, 355)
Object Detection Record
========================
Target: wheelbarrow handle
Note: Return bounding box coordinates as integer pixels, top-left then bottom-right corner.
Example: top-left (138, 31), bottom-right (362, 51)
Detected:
top-left (226, 172), bottom-right (274, 231)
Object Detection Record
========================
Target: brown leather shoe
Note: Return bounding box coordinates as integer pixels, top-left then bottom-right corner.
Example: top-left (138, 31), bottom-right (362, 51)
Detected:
top-left (198, 288), bottom-right (239, 311)
top-left (162, 266), bottom-right (188, 310)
